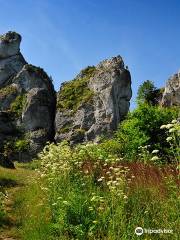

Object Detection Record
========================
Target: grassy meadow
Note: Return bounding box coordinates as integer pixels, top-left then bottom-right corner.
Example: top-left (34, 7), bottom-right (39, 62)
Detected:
top-left (0, 104), bottom-right (179, 240)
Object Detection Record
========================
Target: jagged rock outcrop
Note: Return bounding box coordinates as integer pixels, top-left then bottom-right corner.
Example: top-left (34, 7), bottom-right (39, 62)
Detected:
top-left (0, 31), bottom-right (56, 167)
top-left (161, 72), bottom-right (180, 107)
top-left (0, 32), bottom-right (132, 166)
top-left (55, 56), bottom-right (132, 144)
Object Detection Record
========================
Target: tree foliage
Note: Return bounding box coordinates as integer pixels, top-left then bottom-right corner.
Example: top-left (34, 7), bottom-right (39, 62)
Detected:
top-left (136, 80), bottom-right (162, 105)
top-left (116, 104), bottom-right (178, 160)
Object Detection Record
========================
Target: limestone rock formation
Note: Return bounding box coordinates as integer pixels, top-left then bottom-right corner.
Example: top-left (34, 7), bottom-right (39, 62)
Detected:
top-left (0, 31), bottom-right (56, 167)
top-left (0, 31), bottom-right (132, 166)
top-left (55, 56), bottom-right (132, 144)
top-left (161, 72), bottom-right (180, 107)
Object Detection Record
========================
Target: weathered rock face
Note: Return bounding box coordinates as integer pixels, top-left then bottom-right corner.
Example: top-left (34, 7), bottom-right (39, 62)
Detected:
top-left (161, 72), bottom-right (180, 107)
top-left (0, 31), bottom-right (56, 167)
top-left (0, 32), bottom-right (132, 166)
top-left (0, 32), bottom-right (21, 59)
top-left (55, 56), bottom-right (132, 144)
top-left (0, 112), bottom-right (16, 168)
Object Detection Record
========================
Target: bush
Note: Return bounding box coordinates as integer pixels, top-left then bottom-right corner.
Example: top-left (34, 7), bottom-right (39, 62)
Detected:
top-left (15, 139), bottom-right (29, 152)
top-left (10, 94), bottom-right (27, 117)
top-left (115, 104), bottom-right (178, 161)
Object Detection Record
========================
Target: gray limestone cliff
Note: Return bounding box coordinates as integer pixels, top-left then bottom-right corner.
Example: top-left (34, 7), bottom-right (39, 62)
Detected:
top-left (161, 72), bottom-right (180, 107)
top-left (55, 56), bottom-right (132, 144)
top-left (0, 31), bottom-right (56, 167)
top-left (0, 31), bottom-right (132, 167)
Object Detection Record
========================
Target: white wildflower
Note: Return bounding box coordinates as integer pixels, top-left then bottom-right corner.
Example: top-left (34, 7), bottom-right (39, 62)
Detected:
top-left (152, 149), bottom-right (159, 154)
top-left (97, 178), bottom-right (103, 182)
top-left (151, 156), bottom-right (159, 161)
top-left (166, 124), bottom-right (174, 129)
top-left (166, 136), bottom-right (173, 142)
top-left (160, 125), bottom-right (167, 129)
top-left (52, 202), bottom-right (57, 206)
top-left (169, 128), bottom-right (176, 133)
top-left (62, 201), bottom-right (69, 205)
top-left (107, 181), bottom-right (112, 185)
top-left (171, 120), bottom-right (177, 124)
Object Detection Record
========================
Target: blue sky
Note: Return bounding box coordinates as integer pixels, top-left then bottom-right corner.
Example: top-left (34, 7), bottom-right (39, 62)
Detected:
top-left (0, 0), bottom-right (180, 109)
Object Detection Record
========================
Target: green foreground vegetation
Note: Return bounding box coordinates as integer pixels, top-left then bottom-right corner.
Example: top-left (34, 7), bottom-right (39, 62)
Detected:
top-left (0, 81), bottom-right (179, 239)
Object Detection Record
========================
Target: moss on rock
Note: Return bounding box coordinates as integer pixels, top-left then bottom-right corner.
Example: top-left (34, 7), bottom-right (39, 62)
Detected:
top-left (0, 85), bottom-right (17, 99)
top-left (10, 94), bottom-right (27, 117)
top-left (24, 64), bottom-right (50, 81)
top-left (57, 66), bottom-right (96, 112)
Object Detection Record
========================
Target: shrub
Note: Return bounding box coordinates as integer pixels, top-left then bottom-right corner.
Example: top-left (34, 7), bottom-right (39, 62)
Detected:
top-left (24, 64), bottom-right (50, 82)
top-left (10, 94), bottom-right (27, 117)
top-left (159, 120), bottom-right (180, 167)
top-left (116, 104), bottom-right (178, 161)
top-left (116, 117), bottom-right (149, 160)
top-left (15, 139), bottom-right (29, 152)
top-left (0, 85), bottom-right (17, 99)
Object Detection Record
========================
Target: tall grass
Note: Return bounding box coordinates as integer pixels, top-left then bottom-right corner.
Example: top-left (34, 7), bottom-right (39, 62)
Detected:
top-left (37, 128), bottom-right (179, 239)
top-left (0, 119), bottom-right (179, 239)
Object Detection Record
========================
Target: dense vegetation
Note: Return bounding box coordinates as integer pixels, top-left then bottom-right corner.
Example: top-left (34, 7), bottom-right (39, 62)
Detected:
top-left (0, 81), bottom-right (179, 239)
top-left (0, 85), bottom-right (17, 99)
top-left (136, 80), bottom-right (164, 106)
top-left (57, 66), bottom-right (96, 112)
top-left (10, 94), bottom-right (27, 117)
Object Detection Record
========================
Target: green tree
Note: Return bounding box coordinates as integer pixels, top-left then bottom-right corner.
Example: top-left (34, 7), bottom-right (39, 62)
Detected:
top-left (137, 80), bottom-right (161, 105)
top-left (116, 104), bottom-right (178, 161)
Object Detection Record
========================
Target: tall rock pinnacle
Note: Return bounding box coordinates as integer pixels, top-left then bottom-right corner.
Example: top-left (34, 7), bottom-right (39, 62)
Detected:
top-left (0, 31), bottom-right (56, 167)
top-left (55, 55), bottom-right (132, 144)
